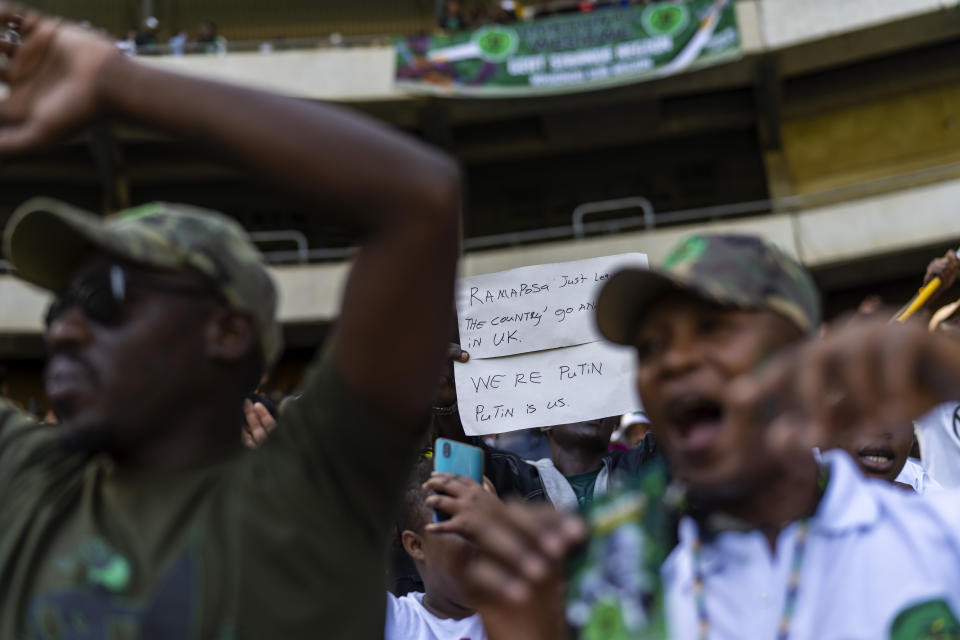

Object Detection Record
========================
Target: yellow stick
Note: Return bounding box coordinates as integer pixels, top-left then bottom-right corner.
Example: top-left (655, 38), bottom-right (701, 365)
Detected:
top-left (896, 277), bottom-right (942, 323)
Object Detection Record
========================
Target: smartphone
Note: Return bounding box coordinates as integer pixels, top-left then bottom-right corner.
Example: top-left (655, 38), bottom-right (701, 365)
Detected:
top-left (432, 438), bottom-right (484, 522)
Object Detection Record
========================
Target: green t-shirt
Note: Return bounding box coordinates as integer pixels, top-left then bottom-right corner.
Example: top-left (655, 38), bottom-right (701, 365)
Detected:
top-left (566, 468), bottom-right (602, 508)
top-left (0, 355), bottom-right (414, 639)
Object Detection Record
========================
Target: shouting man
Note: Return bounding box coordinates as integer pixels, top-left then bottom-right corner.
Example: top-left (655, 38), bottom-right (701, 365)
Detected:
top-left (434, 234), bottom-right (960, 640)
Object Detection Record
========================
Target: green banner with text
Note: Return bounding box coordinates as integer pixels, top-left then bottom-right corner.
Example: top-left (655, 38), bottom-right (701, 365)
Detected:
top-left (395, 0), bottom-right (740, 97)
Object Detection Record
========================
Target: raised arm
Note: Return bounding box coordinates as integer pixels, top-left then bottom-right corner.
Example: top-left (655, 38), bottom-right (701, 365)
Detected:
top-left (0, 8), bottom-right (461, 428)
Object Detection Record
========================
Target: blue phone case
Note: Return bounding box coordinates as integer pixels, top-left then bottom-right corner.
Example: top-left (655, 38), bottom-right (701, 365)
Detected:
top-left (433, 438), bottom-right (484, 522)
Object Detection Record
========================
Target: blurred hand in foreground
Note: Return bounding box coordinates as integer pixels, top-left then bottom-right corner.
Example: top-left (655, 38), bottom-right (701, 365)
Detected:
top-left (424, 472), bottom-right (585, 640)
top-left (0, 6), bottom-right (121, 152)
top-left (242, 400), bottom-right (276, 448)
top-left (724, 314), bottom-right (960, 455)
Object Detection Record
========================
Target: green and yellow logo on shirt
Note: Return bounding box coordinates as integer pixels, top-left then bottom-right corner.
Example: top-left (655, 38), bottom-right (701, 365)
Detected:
top-left (890, 599), bottom-right (960, 640)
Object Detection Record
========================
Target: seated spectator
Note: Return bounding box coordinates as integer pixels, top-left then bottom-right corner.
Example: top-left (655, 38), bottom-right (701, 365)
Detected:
top-left (439, 0), bottom-right (467, 31)
top-left (386, 458), bottom-right (491, 640)
top-left (493, 1), bottom-right (519, 22)
top-left (116, 28), bottom-right (137, 56)
top-left (196, 21), bottom-right (227, 54)
top-left (168, 29), bottom-right (188, 56)
top-left (135, 16), bottom-right (159, 54)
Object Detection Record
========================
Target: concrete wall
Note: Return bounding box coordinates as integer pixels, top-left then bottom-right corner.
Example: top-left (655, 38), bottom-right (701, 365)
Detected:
top-left (4, 175), bottom-right (959, 333)
top-left (140, 47), bottom-right (401, 101)
top-left (756, 0), bottom-right (959, 49)
top-left (782, 79), bottom-right (960, 194)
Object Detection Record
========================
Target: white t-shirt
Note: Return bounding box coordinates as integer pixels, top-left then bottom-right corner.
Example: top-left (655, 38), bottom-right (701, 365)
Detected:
top-left (915, 403), bottom-right (960, 489)
top-left (662, 451), bottom-right (960, 639)
top-left (385, 592), bottom-right (487, 640)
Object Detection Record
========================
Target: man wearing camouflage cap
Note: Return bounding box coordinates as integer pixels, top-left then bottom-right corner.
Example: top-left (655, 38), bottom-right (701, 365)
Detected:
top-left (0, 6), bottom-right (458, 639)
top-left (432, 233), bottom-right (960, 639)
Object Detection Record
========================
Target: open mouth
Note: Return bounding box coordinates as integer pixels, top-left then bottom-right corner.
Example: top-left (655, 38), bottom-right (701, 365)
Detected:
top-left (856, 446), bottom-right (895, 475)
top-left (664, 394), bottom-right (724, 454)
top-left (45, 356), bottom-right (93, 398)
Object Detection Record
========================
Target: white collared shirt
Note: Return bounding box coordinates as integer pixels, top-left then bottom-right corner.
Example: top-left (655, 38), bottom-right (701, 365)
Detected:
top-left (385, 592), bottom-right (487, 640)
top-left (662, 451), bottom-right (960, 639)
top-left (915, 403), bottom-right (960, 489)
top-left (896, 457), bottom-right (943, 495)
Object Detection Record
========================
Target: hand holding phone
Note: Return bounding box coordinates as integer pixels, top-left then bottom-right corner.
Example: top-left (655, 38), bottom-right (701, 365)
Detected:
top-left (432, 438), bottom-right (483, 522)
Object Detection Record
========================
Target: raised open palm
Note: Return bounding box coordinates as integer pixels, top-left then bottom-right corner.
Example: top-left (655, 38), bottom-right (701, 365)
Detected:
top-left (0, 6), bottom-right (121, 153)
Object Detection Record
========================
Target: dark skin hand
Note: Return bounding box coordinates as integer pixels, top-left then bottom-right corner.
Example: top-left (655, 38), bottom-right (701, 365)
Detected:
top-left (924, 249), bottom-right (960, 290)
top-left (432, 344), bottom-right (471, 443)
top-left (435, 344), bottom-right (470, 408)
top-left (725, 315), bottom-right (960, 455)
top-left (0, 7), bottom-right (460, 441)
top-left (914, 248), bottom-right (960, 313)
top-left (424, 472), bottom-right (585, 640)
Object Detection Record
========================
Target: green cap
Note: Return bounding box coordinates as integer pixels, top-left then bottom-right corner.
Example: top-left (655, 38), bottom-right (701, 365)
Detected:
top-left (3, 197), bottom-right (282, 366)
top-left (596, 233), bottom-right (821, 344)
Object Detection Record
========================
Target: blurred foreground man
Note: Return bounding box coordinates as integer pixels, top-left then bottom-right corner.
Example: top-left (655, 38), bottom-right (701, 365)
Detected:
top-left (437, 235), bottom-right (960, 640)
top-left (0, 7), bottom-right (459, 639)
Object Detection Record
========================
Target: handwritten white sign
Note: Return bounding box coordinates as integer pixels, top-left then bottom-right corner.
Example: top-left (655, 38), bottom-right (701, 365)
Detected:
top-left (456, 253), bottom-right (648, 359)
top-left (455, 341), bottom-right (641, 436)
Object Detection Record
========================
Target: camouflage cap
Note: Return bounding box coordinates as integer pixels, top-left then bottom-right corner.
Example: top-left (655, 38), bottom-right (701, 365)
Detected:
top-left (3, 197), bottom-right (282, 366)
top-left (596, 233), bottom-right (821, 345)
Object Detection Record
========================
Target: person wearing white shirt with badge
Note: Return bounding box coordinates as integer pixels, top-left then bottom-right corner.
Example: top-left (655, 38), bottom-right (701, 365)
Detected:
top-left (595, 234), bottom-right (960, 640)
top-left (915, 299), bottom-right (960, 489)
top-left (436, 234), bottom-right (960, 640)
top-left (906, 249), bottom-right (960, 490)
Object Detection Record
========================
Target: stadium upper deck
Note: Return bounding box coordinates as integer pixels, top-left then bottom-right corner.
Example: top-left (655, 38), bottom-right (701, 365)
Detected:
top-left (2, 0), bottom-right (960, 355)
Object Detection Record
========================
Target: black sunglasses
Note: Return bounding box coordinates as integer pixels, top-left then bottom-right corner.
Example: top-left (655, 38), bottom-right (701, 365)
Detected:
top-left (45, 264), bottom-right (219, 328)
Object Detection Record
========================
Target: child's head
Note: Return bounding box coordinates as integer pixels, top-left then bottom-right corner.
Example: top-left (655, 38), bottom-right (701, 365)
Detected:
top-left (399, 457), bottom-right (478, 609)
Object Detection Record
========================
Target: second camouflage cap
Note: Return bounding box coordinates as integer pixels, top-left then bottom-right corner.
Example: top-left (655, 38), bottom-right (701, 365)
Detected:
top-left (3, 197), bottom-right (282, 366)
top-left (596, 233), bottom-right (821, 345)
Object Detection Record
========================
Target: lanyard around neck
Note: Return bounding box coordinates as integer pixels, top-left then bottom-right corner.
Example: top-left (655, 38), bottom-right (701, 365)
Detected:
top-left (691, 517), bottom-right (811, 640)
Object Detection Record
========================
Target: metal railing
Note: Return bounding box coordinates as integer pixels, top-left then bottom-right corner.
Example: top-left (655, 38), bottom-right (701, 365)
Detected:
top-left (4, 158), bottom-right (960, 271)
top-left (248, 230), bottom-right (310, 264)
top-left (572, 197), bottom-right (655, 238)
top-left (464, 158), bottom-right (960, 254)
top-left (127, 33), bottom-right (391, 57)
